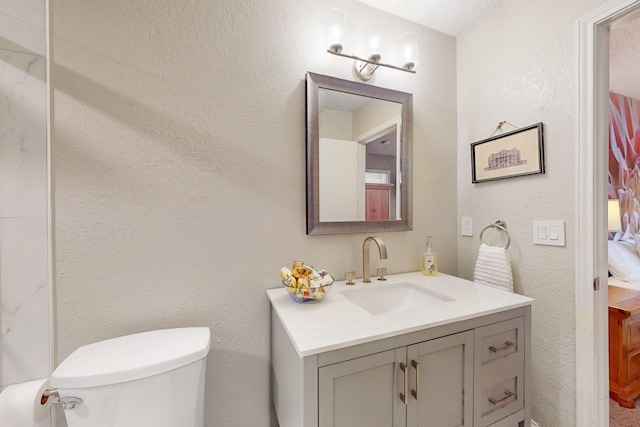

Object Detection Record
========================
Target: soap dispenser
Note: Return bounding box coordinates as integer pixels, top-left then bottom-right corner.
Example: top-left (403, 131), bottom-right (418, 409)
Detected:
top-left (421, 235), bottom-right (438, 276)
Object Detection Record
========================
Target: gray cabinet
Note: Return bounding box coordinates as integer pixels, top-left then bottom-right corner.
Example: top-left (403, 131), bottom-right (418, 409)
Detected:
top-left (318, 332), bottom-right (473, 427)
top-left (408, 331), bottom-right (474, 427)
top-left (271, 306), bottom-right (530, 427)
top-left (318, 348), bottom-right (406, 427)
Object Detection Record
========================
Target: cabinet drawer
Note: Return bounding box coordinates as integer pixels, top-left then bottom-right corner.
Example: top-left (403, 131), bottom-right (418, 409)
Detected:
top-left (487, 409), bottom-right (526, 427)
top-left (480, 377), bottom-right (519, 419)
top-left (474, 317), bottom-right (526, 427)
top-left (478, 321), bottom-right (521, 365)
top-left (626, 347), bottom-right (640, 383)
top-left (627, 315), bottom-right (640, 349)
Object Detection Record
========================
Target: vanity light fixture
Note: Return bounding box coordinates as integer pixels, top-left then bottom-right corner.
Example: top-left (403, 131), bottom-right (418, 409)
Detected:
top-left (325, 8), bottom-right (418, 82)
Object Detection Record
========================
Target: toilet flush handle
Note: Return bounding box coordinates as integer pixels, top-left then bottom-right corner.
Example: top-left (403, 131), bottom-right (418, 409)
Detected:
top-left (42, 389), bottom-right (83, 410)
top-left (58, 396), bottom-right (83, 410)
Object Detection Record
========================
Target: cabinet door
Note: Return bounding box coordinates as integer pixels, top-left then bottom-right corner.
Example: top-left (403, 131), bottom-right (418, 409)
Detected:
top-left (365, 184), bottom-right (392, 220)
top-left (319, 348), bottom-right (406, 427)
top-left (407, 330), bottom-right (474, 427)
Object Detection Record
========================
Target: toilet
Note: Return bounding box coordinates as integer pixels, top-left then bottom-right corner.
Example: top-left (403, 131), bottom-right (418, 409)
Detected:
top-left (47, 327), bottom-right (210, 427)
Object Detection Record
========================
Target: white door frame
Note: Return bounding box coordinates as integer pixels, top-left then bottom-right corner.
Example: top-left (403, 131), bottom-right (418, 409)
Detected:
top-left (576, 1), bottom-right (640, 425)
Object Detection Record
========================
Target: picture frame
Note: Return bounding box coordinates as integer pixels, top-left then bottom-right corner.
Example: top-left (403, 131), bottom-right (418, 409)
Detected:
top-left (471, 122), bottom-right (544, 183)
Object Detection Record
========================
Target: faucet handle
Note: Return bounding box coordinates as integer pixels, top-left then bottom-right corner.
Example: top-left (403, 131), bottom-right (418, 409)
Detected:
top-left (377, 268), bottom-right (387, 281)
top-left (345, 271), bottom-right (356, 285)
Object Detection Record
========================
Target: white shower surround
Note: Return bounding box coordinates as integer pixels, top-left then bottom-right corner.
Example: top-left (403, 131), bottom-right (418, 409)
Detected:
top-left (0, 0), bottom-right (49, 391)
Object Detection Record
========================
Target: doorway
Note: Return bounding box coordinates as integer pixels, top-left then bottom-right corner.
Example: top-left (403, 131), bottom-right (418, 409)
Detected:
top-left (577, 1), bottom-right (640, 425)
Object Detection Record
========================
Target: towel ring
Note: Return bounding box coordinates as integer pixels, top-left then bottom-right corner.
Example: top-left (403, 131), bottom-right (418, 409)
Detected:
top-left (479, 220), bottom-right (511, 249)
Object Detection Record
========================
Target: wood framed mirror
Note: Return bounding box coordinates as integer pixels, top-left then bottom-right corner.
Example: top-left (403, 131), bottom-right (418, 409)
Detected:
top-left (306, 72), bottom-right (413, 235)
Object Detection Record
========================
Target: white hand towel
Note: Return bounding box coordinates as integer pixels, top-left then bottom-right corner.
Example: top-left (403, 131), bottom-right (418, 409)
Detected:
top-left (473, 243), bottom-right (514, 292)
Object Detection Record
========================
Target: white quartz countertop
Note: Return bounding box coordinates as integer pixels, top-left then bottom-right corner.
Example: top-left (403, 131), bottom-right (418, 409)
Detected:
top-left (267, 271), bottom-right (533, 357)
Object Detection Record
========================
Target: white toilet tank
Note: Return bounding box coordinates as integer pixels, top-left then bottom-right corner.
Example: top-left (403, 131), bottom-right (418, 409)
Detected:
top-left (50, 327), bottom-right (210, 427)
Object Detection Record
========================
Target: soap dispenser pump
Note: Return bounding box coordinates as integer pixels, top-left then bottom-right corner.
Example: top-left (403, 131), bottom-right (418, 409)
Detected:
top-left (421, 235), bottom-right (438, 276)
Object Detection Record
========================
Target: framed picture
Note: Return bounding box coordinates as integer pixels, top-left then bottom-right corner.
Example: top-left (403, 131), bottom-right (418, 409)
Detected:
top-left (471, 122), bottom-right (544, 183)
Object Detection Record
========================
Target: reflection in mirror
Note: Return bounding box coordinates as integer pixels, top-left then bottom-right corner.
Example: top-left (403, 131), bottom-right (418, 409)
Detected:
top-left (319, 90), bottom-right (401, 222)
top-left (306, 72), bottom-right (413, 235)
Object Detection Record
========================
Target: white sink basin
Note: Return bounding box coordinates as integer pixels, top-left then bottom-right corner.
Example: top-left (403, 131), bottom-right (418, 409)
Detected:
top-left (341, 282), bottom-right (454, 316)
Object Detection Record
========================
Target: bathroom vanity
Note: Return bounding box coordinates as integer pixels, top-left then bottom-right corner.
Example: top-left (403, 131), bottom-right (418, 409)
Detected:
top-left (268, 272), bottom-right (532, 427)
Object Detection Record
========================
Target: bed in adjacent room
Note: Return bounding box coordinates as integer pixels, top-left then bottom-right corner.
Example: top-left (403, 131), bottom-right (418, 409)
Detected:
top-left (608, 240), bottom-right (640, 292)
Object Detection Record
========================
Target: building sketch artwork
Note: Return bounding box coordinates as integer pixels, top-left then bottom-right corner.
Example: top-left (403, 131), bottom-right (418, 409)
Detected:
top-left (484, 148), bottom-right (527, 171)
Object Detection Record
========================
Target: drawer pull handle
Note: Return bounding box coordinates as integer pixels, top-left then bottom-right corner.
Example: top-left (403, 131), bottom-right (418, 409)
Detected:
top-left (411, 360), bottom-right (419, 400)
top-left (489, 341), bottom-right (515, 353)
top-left (399, 362), bottom-right (408, 405)
top-left (489, 390), bottom-right (515, 406)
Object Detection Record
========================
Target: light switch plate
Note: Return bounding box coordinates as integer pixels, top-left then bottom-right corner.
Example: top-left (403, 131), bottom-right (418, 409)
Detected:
top-left (461, 217), bottom-right (473, 236)
top-left (533, 220), bottom-right (565, 246)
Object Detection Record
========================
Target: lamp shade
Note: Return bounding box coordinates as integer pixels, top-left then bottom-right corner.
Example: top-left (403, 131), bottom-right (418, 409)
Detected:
top-left (325, 8), bottom-right (345, 53)
top-left (364, 21), bottom-right (383, 57)
top-left (400, 31), bottom-right (419, 71)
top-left (608, 199), bottom-right (622, 231)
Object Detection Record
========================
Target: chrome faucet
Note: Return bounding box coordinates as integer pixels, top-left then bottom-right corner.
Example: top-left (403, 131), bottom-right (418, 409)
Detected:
top-left (362, 236), bottom-right (388, 283)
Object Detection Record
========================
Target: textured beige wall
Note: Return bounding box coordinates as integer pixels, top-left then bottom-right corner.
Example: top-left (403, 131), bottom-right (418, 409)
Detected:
top-left (456, 0), bottom-right (609, 425)
top-left (610, 15), bottom-right (640, 100)
top-left (50, 1), bottom-right (457, 425)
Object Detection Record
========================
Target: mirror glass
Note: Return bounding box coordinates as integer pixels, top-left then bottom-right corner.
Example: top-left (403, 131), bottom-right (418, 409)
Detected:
top-left (306, 72), bottom-right (413, 235)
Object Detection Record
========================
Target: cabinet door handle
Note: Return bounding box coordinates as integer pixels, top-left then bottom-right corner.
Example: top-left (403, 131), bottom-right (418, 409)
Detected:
top-left (489, 341), bottom-right (515, 353)
top-left (411, 360), bottom-right (419, 400)
top-left (399, 362), bottom-right (408, 405)
top-left (488, 389), bottom-right (515, 406)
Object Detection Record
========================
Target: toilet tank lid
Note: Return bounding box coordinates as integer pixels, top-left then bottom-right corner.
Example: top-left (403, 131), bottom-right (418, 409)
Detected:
top-left (50, 327), bottom-right (210, 389)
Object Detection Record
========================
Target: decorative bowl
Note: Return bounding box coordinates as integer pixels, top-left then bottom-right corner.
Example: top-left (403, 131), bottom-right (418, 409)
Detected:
top-left (282, 276), bottom-right (334, 303)
top-left (280, 262), bottom-right (334, 304)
